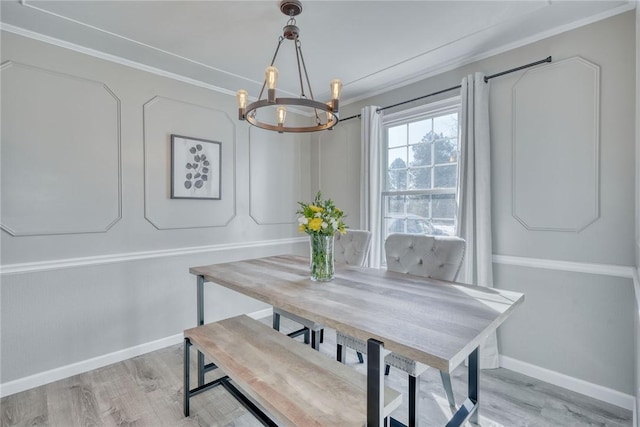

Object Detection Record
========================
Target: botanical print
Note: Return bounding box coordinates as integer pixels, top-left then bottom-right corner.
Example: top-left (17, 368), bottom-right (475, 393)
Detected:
top-left (171, 135), bottom-right (221, 199)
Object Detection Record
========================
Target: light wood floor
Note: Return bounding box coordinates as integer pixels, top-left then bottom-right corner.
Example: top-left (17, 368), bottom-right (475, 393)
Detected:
top-left (1, 317), bottom-right (633, 427)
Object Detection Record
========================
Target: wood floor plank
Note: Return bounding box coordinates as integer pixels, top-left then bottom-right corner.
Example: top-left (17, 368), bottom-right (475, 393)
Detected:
top-left (1, 387), bottom-right (48, 427)
top-left (1, 316), bottom-right (633, 427)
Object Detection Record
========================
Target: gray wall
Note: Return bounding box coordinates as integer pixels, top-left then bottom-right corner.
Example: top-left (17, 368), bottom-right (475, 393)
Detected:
top-left (0, 31), bottom-right (311, 384)
top-left (314, 12), bottom-right (636, 396)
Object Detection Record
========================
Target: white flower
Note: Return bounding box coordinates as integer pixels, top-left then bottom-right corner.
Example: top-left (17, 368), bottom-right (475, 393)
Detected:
top-left (315, 212), bottom-right (322, 218)
top-left (321, 222), bottom-right (328, 229)
top-left (297, 217), bottom-right (308, 225)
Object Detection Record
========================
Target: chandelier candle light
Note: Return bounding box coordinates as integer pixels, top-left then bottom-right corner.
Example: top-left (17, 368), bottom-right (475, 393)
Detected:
top-left (297, 191), bottom-right (347, 281)
top-left (236, 0), bottom-right (342, 133)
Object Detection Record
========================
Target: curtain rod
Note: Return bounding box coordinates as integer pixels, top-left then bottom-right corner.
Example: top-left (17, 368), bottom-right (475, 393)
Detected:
top-left (339, 56), bottom-right (552, 122)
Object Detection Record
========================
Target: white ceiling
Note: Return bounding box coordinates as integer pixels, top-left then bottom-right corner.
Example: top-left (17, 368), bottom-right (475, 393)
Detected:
top-left (0, 0), bottom-right (635, 106)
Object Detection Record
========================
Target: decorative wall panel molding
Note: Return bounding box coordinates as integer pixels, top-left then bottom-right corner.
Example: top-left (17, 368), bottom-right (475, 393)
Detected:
top-left (0, 61), bottom-right (121, 236)
top-left (143, 96), bottom-right (236, 229)
top-left (512, 57), bottom-right (600, 232)
top-left (248, 127), bottom-right (304, 225)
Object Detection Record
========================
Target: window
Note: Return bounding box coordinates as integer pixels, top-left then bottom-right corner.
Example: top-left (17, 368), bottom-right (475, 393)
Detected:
top-left (382, 98), bottom-right (460, 243)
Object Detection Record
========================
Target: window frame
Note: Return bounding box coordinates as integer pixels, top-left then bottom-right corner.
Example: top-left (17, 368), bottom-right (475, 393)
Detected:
top-left (380, 96), bottom-right (461, 260)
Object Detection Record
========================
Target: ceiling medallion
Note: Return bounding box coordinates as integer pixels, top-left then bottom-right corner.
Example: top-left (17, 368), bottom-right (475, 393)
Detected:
top-left (236, 0), bottom-right (342, 133)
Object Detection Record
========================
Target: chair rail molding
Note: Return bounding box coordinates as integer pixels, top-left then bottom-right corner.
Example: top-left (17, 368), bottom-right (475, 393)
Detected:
top-left (492, 254), bottom-right (634, 279)
top-left (0, 237), bottom-right (307, 275)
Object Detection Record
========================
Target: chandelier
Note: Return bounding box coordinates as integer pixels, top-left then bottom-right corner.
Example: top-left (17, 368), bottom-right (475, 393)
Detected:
top-left (236, 0), bottom-right (342, 133)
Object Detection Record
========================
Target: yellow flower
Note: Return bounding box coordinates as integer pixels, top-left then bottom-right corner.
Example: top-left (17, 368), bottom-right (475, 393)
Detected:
top-left (298, 224), bottom-right (306, 232)
top-left (309, 205), bottom-right (324, 213)
top-left (308, 217), bottom-right (323, 231)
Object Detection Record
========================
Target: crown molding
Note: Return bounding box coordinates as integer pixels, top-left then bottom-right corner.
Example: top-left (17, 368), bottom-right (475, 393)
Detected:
top-left (0, 23), bottom-right (237, 95)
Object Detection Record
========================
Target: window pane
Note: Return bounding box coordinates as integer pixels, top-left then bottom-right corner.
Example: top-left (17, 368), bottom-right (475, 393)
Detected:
top-left (386, 218), bottom-right (406, 234)
top-left (433, 113), bottom-right (458, 139)
top-left (434, 137), bottom-right (457, 164)
top-left (408, 119), bottom-right (431, 145)
top-left (385, 195), bottom-right (405, 217)
top-left (387, 169), bottom-right (408, 191)
top-left (409, 167), bottom-right (431, 189)
top-left (432, 194), bottom-right (456, 219)
top-left (388, 125), bottom-right (407, 148)
top-left (409, 142), bottom-right (431, 167)
top-left (406, 195), bottom-right (430, 217)
top-left (406, 218), bottom-right (433, 234)
top-left (434, 164), bottom-right (457, 188)
top-left (388, 147), bottom-right (407, 168)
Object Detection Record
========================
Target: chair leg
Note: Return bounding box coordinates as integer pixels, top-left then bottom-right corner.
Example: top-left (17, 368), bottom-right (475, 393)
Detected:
top-left (272, 312), bottom-right (280, 330)
top-left (303, 328), bottom-right (310, 345)
top-left (439, 370), bottom-right (456, 408)
top-left (408, 374), bottom-right (418, 427)
top-left (385, 364), bottom-right (390, 376)
top-left (357, 352), bottom-right (364, 364)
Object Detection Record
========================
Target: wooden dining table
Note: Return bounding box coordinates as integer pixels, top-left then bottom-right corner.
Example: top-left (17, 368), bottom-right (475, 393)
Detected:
top-left (189, 254), bottom-right (524, 427)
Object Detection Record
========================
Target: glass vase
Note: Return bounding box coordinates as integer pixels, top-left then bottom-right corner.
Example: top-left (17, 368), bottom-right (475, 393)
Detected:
top-left (309, 234), bottom-right (334, 282)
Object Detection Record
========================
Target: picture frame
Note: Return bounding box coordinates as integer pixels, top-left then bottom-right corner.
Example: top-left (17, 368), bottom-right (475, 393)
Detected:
top-left (171, 134), bottom-right (221, 200)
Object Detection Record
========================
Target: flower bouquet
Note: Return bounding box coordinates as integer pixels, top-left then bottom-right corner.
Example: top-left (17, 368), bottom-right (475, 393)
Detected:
top-left (297, 191), bottom-right (347, 281)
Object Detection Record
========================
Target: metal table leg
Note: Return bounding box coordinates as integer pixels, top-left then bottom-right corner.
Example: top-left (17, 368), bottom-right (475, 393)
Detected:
top-left (367, 338), bottom-right (390, 427)
top-left (196, 275), bottom-right (205, 387)
top-left (445, 346), bottom-right (479, 427)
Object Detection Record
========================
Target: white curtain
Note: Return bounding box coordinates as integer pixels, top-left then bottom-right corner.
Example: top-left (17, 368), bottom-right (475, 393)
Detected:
top-left (360, 106), bottom-right (383, 268)
top-left (456, 73), bottom-right (499, 369)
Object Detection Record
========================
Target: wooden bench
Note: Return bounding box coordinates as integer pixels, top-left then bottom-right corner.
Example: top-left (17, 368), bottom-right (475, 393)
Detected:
top-left (184, 314), bottom-right (402, 426)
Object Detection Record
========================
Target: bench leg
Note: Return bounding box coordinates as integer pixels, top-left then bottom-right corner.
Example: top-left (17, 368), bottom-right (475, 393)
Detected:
top-left (409, 374), bottom-right (419, 427)
top-left (320, 328), bottom-right (324, 343)
top-left (184, 338), bottom-right (191, 417)
top-left (304, 328), bottom-right (310, 344)
top-left (272, 312), bottom-right (280, 330)
top-left (311, 330), bottom-right (320, 351)
top-left (337, 343), bottom-right (346, 363)
top-left (357, 351), bottom-right (364, 364)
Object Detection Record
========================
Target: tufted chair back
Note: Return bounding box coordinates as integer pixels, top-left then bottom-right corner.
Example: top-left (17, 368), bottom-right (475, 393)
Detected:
top-left (384, 233), bottom-right (466, 281)
top-left (335, 229), bottom-right (372, 266)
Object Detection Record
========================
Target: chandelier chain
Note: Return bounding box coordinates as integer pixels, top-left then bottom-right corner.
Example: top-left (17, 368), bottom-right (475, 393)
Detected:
top-left (294, 39), bottom-right (306, 99)
top-left (296, 39), bottom-right (321, 124)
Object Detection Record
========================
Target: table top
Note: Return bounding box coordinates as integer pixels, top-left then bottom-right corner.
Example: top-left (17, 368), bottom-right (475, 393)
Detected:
top-left (190, 255), bottom-right (524, 372)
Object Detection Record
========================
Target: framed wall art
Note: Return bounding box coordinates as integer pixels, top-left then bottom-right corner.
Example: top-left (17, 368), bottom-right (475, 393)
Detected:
top-left (171, 134), bottom-right (221, 200)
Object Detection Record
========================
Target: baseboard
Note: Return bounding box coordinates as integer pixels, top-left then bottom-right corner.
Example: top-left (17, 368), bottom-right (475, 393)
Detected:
top-left (500, 355), bottom-right (635, 411)
top-left (0, 307), bottom-right (273, 398)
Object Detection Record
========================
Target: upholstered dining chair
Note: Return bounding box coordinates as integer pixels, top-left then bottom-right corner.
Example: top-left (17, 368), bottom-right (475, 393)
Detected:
top-left (272, 229), bottom-right (372, 350)
top-left (336, 233), bottom-right (466, 420)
